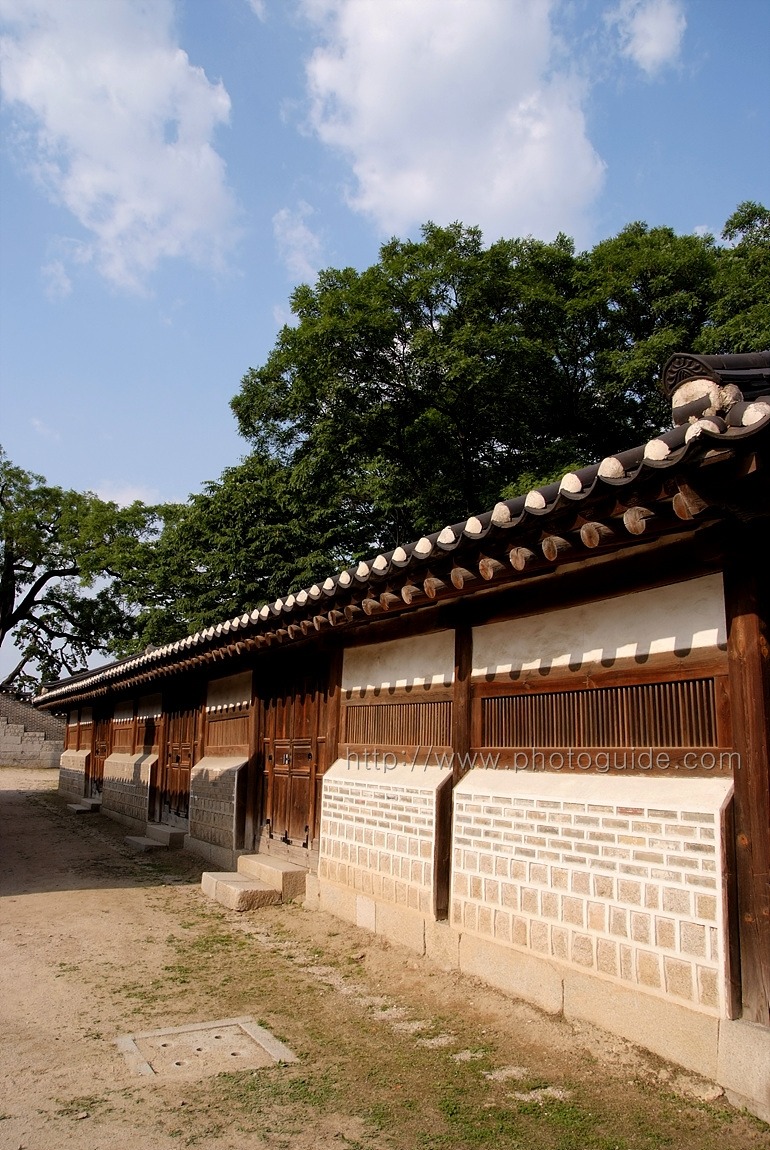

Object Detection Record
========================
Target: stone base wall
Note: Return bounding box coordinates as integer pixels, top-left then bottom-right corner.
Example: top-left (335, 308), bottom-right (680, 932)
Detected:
top-left (58, 750), bottom-right (89, 800)
top-left (452, 771), bottom-right (733, 1017)
top-left (188, 755), bottom-right (247, 858)
top-left (101, 753), bottom-right (157, 831)
top-left (312, 767), bottom-right (768, 1120)
top-left (319, 759), bottom-right (452, 920)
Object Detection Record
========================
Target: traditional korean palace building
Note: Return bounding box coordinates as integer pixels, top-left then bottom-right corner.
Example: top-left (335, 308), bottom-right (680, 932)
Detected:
top-left (36, 352), bottom-right (770, 1119)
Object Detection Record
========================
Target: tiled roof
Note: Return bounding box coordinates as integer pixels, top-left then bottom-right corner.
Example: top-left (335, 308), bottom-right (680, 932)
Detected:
top-left (34, 359), bottom-right (770, 708)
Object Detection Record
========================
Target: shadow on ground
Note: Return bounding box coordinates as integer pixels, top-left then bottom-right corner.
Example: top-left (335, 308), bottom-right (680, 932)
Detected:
top-left (0, 767), bottom-right (207, 898)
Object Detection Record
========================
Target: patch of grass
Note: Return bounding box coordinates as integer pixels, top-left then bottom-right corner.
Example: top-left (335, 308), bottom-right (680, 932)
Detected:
top-left (54, 1094), bottom-right (109, 1119)
top-left (213, 1066), bottom-right (337, 1113)
top-left (54, 961), bottom-right (80, 976)
top-left (82, 867), bottom-right (769, 1150)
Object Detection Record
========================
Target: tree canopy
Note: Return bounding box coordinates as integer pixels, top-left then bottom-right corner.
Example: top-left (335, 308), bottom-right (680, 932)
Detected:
top-left (0, 448), bottom-right (161, 693)
top-left (231, 207), bottom-right (764, 546)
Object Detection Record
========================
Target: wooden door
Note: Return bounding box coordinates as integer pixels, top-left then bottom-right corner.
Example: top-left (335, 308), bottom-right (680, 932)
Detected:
top-left (262, 657), bottom-right (328, 848)
top-left (161, 708), bottom-right (196, 825)
top-left (88, 716), bottom-right (111, 798)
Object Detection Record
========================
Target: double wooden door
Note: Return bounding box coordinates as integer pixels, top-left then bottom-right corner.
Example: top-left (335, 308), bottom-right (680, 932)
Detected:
top-left (161, 708), bottom-right (196, 825)
top-left (261, 657), bottom-right (329, 848)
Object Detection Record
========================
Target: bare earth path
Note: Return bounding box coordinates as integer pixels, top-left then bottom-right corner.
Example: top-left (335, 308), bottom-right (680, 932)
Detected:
top-left (1, 767), bottom-right (768, 1150)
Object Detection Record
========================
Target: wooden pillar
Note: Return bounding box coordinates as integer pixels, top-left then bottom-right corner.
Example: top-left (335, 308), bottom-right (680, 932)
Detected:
top-left (245, 684), bottom-right (260, 852)
top-left (452, 622), bottom-right (473, 786)
top-left (326, 644), bottom-right (343, 765)
top-left (725, 553), bottom-right (770, 1026)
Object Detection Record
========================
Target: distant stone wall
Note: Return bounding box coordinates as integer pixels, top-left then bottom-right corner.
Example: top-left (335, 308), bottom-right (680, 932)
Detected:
top-left (58, 749), bottom-right (89, 800)
top-left (0, 719), bottom-right (62, 768)
top-left (101, 753), bottom-right (157, 831)
top-left (0, 695), bottom-right (64, 768)
top-left (2, 694), bottom-right (65, 741)
top-left (187, 756), bottom-right (247, 863)
top-left (451, 771), bottom-right (733, 1017)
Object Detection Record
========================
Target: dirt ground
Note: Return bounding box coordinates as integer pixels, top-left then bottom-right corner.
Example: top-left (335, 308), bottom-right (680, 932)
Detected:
top-left (1, 767), bottom-right (768, 1150)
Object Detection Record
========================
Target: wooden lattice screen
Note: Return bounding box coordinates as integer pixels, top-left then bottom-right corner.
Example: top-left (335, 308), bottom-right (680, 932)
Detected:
top-left (344, 699), bottom-right (452, 748)
top-left (480, 677), bottom-right (717, 748)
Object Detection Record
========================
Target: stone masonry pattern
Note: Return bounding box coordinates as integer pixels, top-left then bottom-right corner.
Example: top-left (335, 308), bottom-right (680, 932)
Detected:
top-left (102, 754), bottom-right (154, 825)
top-left (189, 764), bottom-right (242, 849)
top-left (58, 751), bottom-right (88, 798)
top-left (0, 716), bottom-right (62, 768)
top-left (452, 788), bottom-right (726, 1015)
top-left (320, 776), bottom-right (437, 915)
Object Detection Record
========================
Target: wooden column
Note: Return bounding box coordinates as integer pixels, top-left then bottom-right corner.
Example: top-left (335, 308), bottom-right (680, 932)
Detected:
top-left (725, 552), bottom-right (770, 1025)
top-left (326, 644), bottom-right (344, 765)
top-left (245, 687), bottom-right (260, 853)
top-left (452, 622), bottom-right (473, 786)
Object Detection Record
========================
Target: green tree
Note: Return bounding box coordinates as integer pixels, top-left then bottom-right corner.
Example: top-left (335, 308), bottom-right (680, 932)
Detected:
top-left (0, 448), bottom-right (161, 693)
top-left (116, 451), bottom-right (357, 648)
top-left (580, 221), bottom-right (719, 432)
top-left (231, 220), bottom-right (722, 550)
top-left (696, 201), bottom-right (770, 353)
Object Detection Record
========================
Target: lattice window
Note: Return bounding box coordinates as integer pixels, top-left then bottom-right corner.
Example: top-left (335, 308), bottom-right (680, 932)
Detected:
top-left (481, 678), bottom-right (717, 748)
top-left (345, 700), bottom-right (452, 747)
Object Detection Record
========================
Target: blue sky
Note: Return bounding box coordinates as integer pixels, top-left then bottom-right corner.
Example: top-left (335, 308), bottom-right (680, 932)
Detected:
top-left (1, 0), bottom-right (768, 510)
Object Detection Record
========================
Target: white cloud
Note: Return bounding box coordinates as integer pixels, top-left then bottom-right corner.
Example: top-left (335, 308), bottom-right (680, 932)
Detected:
top-left (95, 480), bottom-right (161, 506)
top-left (31, 416), bottom-right (60, 440)
top-left (608, 0), bottom-right (686, 77)
top-left (273, 200), bottom-right (325, 282)
top-left (0, 0), bottom-right (238, 291)
top-left (299, 0), bottom-right (605, 243)
top-left (41, 258), bottom-right (72, 299)
top-left (272, 302), bottom-right (298, 328)
top-left (245, 0), bottom-right (267, 20)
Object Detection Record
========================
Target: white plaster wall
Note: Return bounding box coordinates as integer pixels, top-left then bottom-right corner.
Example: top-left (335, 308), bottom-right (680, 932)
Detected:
top-left (472, 574), bottom-right (725, 678)
top-left (342, 631), bottom-right (455, 692)
top-left (137, 692), bottom-right (162, 719)
top-left (206, 671), bottom-right (252, 711)
top-left (113, 700), bottom-right (134, 722)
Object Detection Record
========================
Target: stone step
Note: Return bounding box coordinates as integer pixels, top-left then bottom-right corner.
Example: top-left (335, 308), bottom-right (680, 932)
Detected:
top-left (144, 825), bottom-right (186, 848)
top-left (124, 836), bottom-right (168, 852)
top-left (201, 872), bottom-right (281, 912)
top-left (67, 800), bottom-right (101, 814)
top-left (236, 855), bottom-right (307, 901)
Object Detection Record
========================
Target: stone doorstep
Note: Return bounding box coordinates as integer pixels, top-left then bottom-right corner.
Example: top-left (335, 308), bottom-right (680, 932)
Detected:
top-left (124, 836), bottom-right (168, 853)
top-left (66, 800), bottom-right (101, 814)
top-left (201, 872), bottom-right (281, 912)
top-left (237, 854), bottom-right (308, 901)
top-left (144, 824), bottom-right (187, 849)
top-left (124, 824), bottom-right (187, 852)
